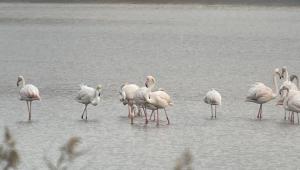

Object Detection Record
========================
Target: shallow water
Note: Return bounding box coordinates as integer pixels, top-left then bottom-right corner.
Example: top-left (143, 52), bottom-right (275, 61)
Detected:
top-left (0, 3), bottom-right (300, 169)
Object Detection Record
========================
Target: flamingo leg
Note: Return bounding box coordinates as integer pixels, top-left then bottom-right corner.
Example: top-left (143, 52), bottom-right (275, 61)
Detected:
top-left (257, 104), bottom-right (262, 120)
top-left (81, 104), bottom-right (87, 119)
top-left (290, 112), bottom-right (293, 124)
top-left (297, 113), bottom-right (299, 124)
top-left (260, 104), bottom-right (263, 119)
top-left (156, 109), bottom-right (159, 125)
top-left (26, 101), bottom-right (30, 120)
top-left (144, 107), bottom-right (148, 124)
top-left (128, 105), bottom-right (130, 118)
top-left (215, 105), bottom-right (217, 119)
top-left (211, 105), bottom-right (213, 119)
top-left (141, 106), bottom-right (145, 117)
top-left (164, 108), bottom-right (170, 125)
top-left (284, 110), bottom-right (287, 120)
top-left (130, 105), bottom-right (134, 124)
top-left (85, 106), bottom-right (88, 120)
top-left (29, 101), bottom-right (32, 121)
top-left (293, 112), bottom-right (295, 124)
top-left (149, 110), bottom-right (154, 120)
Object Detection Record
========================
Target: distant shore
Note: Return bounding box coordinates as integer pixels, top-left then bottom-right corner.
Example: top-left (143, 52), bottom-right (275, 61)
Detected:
top-left (1, 0), bottom-right (300, 6)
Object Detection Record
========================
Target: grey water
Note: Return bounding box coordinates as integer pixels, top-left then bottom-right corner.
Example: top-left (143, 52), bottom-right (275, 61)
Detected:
top-left (0, 3), bottom-right (300, 169)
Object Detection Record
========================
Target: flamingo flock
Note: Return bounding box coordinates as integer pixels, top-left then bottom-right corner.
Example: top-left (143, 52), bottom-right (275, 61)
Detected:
top-left (16, 66), bottom-right (300, 125)
top-left (119, 76), bottom-right (173, 125)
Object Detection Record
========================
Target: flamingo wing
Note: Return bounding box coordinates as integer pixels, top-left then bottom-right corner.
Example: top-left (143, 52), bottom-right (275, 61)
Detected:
top-left (246, 82), bottom-right (272, 103)
top-left (152, 91), bottom-right (173, 107)
top-left (287, 93), bottom-right (300, 112)
top-left (76, 85), bottom-right (95, 103)
top-left (204, 89), bottom-right (221, 105)
top-left (20, 84), bottom-right (40, 101)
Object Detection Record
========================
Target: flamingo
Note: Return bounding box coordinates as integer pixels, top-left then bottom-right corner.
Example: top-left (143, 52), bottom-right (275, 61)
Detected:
top-left (133, 76), bottom-right (156, 124)
top-left (144, 89), bottom-right (173, 125)
top-left (279, 86), bottom-right (300, 124)
top-left (76, 84), bottom-right (102, 120)
top-left (277, 67), bottom-right (298, 120)
top-left (281, 66), bottom-right (298, 91)
top-left (148, 88), bottom-right (165, 121)
top-left (203, 89), bottom-right (221, 119)
top-left (119, 83), bottom-right (139, 124)
top-left (246, 68), bottom-right (281, 119)
top-left (17, 75), bottom-right (41, 121)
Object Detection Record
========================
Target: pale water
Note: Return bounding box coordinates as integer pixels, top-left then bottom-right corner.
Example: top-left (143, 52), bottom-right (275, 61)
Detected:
top-left (0, 3), bottom-right (300, 169)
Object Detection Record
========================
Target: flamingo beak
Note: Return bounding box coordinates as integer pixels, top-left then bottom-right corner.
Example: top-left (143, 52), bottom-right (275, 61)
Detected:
top-left (17, 80), bottom-right (20, 87)
top-left (145, 83), bottom-right (148, 88)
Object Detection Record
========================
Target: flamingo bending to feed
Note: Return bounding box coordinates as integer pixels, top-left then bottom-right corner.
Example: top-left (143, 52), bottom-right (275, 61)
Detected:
top-left (203, 89), bottom-right (221, 119)
top-left (279, 86), bottom-right (300, 124)
top-left (119, 83), bottom-right (139, 123)
top-left (246, 68), bottom-right (281, 119)
top-left (17, 75), bottom-right (41, 121)
top-left (76, 84), bottom-right (102, 120)
top-left (144, 89), bottom-right (173, 125)
top-left (133, 76), bottom-right (156, 124)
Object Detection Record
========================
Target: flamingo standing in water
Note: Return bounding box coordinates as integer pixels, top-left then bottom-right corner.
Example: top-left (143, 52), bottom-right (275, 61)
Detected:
top-left (17, 75), bottom-right (41, 121)
top-left (133, 76), bottom-right (156, 124)
top-left (76, 84), bottom-right (102, 120)
top-left (277, 67), bottom-right (299, 120)
top-left (203, 89), bottom-right (221, 119)
top-left (279, 86), bottom-right (300, 124)
top-left (246, 68), bottom-right (281, 119)
top-left (119, 83), bottom-right (139, 124)
top-left (144, 89), bottom-right (173, 125)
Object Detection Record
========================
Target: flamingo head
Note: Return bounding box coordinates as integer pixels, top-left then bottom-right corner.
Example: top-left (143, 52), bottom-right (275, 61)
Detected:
top-left (145, 76), bottom-right (156, 89)
top-left (96, 85), bottom-right (102, 96)
top-left (279, 85), bottom-right (289, 96)
top-left (17, 75), bottom-right (24, 87)
top-left (274, 68), bottom-right (282, 79)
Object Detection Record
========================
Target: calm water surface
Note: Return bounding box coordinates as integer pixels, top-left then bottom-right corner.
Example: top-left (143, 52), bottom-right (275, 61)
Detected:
top-left (0, 3), bottom-right (300, 169)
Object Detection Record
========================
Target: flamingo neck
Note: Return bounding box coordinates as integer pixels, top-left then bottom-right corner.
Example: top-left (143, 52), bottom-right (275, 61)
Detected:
top-left (273, 72), bottom-right (279, 97)
top-left (284, 70), bottom-right (289, 82)
top-left (295, 76), bottom-right (299, 89)
top-left (145, 90), bottom-right (154, 104)
top-left (19, 78), bottom-right (25, 88)
top-left (149, 84), bottom-right (155, 91)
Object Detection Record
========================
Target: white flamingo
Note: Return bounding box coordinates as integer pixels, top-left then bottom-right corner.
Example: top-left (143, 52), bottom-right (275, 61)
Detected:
top-left (76, 84), bottom-right (102, 120)
top-left (281, 66), bottom-right (298, 91)
top-left (246, 68), bottom-right (281, 119)
top-left (203, 89), bottom-right (221, 119)
top-left (144, 89), bottom-right (173, 125)
top-left (133, 76), bottom-right (156, 124)
top-left (277, 67), bottom-right (298, 120)
top-left (148, 88), bottom-right (165, 121)
top-left (119, 83), bottom-right (139, 124)
top-left (279, 86), bottom-right (300, 124)
top-left (17, 75), bottom-right (41, 121)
